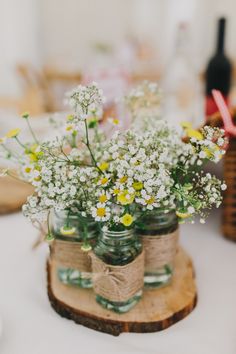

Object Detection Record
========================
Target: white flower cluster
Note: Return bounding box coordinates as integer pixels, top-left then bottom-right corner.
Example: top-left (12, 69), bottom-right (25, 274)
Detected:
top-left (0, 81), bottom-right (227, 229)
top-left (22, 141), bottom-right (99, 222)
top-left (66, 82), bottom-right (105, 121)
top-left (189, 126), bottom-right (226, 164)
top-left (173, 171), bottom-right (225, 222)
top-left (89, 125), bottom-right (182, 226)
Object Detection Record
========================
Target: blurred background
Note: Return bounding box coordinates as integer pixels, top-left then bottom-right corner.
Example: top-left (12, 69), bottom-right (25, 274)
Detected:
top-left (0, 0), bottom-right (236, 128)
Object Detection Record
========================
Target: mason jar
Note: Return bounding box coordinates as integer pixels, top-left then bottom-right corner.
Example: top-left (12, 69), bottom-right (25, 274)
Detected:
top-left (92, 228), bottom-right (144, 313)
top-left (50, 210), bottom-right (98, 288)
top-left (136, 210), bottom-right (178, 288)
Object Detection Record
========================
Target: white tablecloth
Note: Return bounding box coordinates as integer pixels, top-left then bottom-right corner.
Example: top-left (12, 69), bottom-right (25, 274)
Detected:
top-left (0, 209), bottom-right (235, 354)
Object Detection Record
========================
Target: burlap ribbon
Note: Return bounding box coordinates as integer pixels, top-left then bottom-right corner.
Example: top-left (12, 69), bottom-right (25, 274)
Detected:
top-left (141, 229), bottom-right (179, 272)
top-left (91, 251), bottom-right (144, 302)
top-left (50, 239), bottom-right (91, 273)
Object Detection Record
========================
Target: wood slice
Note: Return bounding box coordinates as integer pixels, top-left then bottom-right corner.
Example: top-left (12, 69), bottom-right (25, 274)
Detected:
top-left (0, 175), bottom-right (33, 214)
top-left (47, 247), bottom-right (197, 336)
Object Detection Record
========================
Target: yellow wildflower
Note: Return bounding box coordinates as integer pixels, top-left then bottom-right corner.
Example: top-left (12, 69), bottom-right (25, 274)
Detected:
top-left (99, 162), bottom-right (109, 171)
top-left (186, 128), bottom-right (203, 140)
top-left (181, 121), bottom-right (192, 129)
top-left (132, 181), bottom-right (143, 191)
top-left (66, 125), bottom-right (73, 131)
top-left (120, 213), bottom-right (134, 227)
top-left (67, 114), bottom-right (74, 122)
top-left (202, 147), bottom-right (213, 159)
top-left (117, 190), bottom-right (135, 205)
top-left (6, 128), bottom-right (21, 138)
top-left (29, 153), bottom-right (38, 162)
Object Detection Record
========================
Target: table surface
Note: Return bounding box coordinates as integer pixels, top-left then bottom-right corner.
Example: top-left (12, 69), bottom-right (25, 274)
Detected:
top-left (0, 209), bottom-right (235, 354)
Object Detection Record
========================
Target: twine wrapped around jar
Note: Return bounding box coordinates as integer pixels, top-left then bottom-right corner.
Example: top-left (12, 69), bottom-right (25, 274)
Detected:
top-left (50, 239), bottom-right (92, 273)
top-left (91, 251), bottom-right (144, 302)
top-left (141, 229), bottom-right (179, 272)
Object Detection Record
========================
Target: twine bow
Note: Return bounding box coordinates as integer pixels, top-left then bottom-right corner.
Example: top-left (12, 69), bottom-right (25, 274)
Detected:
top-left (91, 252), bottom-right (144, 302)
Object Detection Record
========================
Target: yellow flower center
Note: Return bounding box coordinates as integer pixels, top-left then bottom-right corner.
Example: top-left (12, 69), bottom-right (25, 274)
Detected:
top-left (25, 167), bottom-right (31, 173)
top-left (96, 208), bottom-right (106, 217)
top-left (146, 196), bottom-right (155, 205)
top-left (113, 188), bottom-right (120, 195)
top-left (100, 177), bottom-right (108, 185)
top-left (113, 118), bottom-right (120, 125)
top-left (120, 213), bottom-right (133, 227)
top-left (99, 195), bottom-right (107, 203)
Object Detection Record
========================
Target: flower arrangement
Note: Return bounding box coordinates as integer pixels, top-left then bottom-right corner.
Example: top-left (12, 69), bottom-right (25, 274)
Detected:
top-left (0, 80), bottom-right (228, 312)
top-left (0, 81), bottom-right (227, 236)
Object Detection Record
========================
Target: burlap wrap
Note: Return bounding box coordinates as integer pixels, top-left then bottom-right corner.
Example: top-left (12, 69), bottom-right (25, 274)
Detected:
top-left (141, 229), bottom-right (179, 272)
top-left (91, 251), bottom-right (144, 302)
top-left (50, 239), bottom-right (91, 273)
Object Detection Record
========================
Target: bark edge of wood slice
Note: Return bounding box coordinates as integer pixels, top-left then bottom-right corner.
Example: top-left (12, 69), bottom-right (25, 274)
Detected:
top-left (47, 247), bottom-right (197, 336)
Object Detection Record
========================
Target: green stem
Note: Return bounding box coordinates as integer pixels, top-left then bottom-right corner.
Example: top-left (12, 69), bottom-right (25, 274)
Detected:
top-left (66, 210), bottom-right (71, 228)
top-left (26, 118), bottom-right (39, 144)
top-left (0, 144), bottom-right (18, 158)
top-left (84, 120), bottom-right (103, 174)
top-left (14, 136), bottom-right (27, 149)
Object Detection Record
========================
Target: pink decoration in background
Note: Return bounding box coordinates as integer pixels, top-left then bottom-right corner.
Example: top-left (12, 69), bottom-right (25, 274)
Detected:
top-left (212, 89), bottom-right (236, 137)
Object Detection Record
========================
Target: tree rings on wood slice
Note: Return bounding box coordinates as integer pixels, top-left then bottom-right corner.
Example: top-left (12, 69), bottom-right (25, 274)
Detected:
top-left (0, 173), bottom-right (33, 214)
top-left (47, 247), bottom-right (197, 336)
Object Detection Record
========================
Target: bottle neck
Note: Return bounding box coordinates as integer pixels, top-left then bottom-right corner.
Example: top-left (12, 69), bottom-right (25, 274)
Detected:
top-left (100, 229), bottom-right (136, 247)
top-left (216, 18), bottom-right (226, 54)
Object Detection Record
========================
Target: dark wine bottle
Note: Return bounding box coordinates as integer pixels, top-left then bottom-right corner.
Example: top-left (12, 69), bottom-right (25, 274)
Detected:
top-left (205, 17), bottom-right (232, 117)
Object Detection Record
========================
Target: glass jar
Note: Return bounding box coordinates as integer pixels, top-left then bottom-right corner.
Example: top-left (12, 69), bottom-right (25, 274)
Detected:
top-left (136, 210), bottom-right (178, 288)
top-left (92, 228), bottom-right (143, 313)
top-left (50, 210), bottom-right (98, 288)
